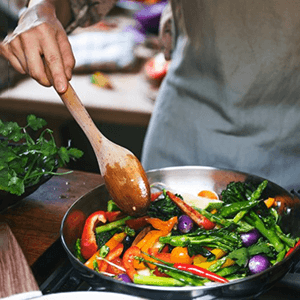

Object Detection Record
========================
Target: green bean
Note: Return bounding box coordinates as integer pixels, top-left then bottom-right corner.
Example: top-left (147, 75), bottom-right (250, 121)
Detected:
top-left (107, 200), bottom-right (120, 212)
top-left (275, 249), bottom-right (286, 264)
top-left (220, 200), bottom-right (260, 217)
top-left (215, 265), bottom-right (241, 277)
top-left (225, 274), bottom-right (247, 281)
top-left (249, 180), bottom-right (268, 201)
top-left (95, 216), bottom-right (132, 233)
top-left (208, 256), bottom-right (227, 273)
top-left (196, 208), bottom-right (233, 227)
top-left (164, 270), bottom-right (204, 286)
top-left (204, 201), bottom-right (224, 212)
top-left (275, 230), bottom-right (296, 248)
top-left (137, 256), bottom-right (204, 286)
top-left (245, 212), bottom-right (284, 252)
top-left (133, 275), bottom-right (185, 286)
top-left (233, 210), bottom-right (248, 223)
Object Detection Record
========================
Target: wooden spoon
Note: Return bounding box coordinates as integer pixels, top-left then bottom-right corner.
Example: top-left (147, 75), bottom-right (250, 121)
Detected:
top-left (56, 83), bottom-right (151, 216)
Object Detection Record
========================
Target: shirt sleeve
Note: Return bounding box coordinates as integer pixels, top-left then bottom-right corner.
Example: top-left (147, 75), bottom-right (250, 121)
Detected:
top-left (25, 0), bottom-right (118, 34)
top-left (66, 0), bottom-right (118, 34)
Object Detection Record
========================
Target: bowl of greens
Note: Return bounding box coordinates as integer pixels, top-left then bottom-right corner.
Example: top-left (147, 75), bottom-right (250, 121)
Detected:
top-left (0, 114), bottom-right (83, 212)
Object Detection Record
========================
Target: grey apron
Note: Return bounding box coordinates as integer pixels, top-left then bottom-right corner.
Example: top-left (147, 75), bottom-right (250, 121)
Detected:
top-left (141, 24), bottom-right (300, 191)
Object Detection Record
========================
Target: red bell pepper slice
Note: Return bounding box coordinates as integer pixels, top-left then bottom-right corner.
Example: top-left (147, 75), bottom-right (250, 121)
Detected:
top-left (161, 245), bottom-right (169, 253)
top-left (173, 263), bottom-right (229, 283)
top-left (167, 191), bottom-right (216, 230)
top-left (122, 246), bottom-right (142, 281)
top-left (107, 257), bottom-right (126, 276)
top-left (285, 239), bottom-right (300, 257)
top-left (106, 211), bottom-right (124, 222)
top-left (125, 216), bottom-right (149, 230)
top-left (148, 247), bottom-right (172, 264)
top-left (99, 242), bottom-right (124, 272)
top-left (151, 191), bottom-right (163, 202)
top-left (85, 232), bottom-right (126, 269)
top-left (80, 211), bottom-right (106, 260)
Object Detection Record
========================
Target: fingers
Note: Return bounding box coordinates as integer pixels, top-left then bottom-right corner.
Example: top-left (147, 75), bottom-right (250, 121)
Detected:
top-left (57, 30), bottom-right (75, 81)
top-left (39, 30), bottom-right (68, 92)
top-left (21, 23), bottom-right (72, 93)
top-left (20, 30), bottom-right (52, 87)
top-left (0, 23), bottom-right (75, 94)
top-left (0, 36), bottom-right (27, 74)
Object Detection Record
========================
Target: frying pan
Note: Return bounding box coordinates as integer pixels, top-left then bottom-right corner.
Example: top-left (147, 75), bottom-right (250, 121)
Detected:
top-left (60, 166), bottom-right (300, 299)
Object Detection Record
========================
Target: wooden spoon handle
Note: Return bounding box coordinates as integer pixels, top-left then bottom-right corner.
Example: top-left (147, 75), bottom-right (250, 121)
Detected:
top-left (59, 83), bottom-right (106, 168)
top-left (43, 61), bottom-right (106, 168)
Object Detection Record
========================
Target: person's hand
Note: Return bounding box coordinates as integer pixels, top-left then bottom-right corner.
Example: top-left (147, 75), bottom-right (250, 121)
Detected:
top-left (0, 2), bottom-right (75, 94)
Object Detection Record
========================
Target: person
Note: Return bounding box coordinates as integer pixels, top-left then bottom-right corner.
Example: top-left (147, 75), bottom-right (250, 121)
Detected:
top-left (0, 0), bottom-right (27, 91)
top-left (1, 0), bottom-right (300, 191)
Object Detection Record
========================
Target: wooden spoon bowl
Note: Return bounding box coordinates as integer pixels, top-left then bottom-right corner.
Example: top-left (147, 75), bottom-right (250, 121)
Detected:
top-left (58, 84), bottom-right (150, 216)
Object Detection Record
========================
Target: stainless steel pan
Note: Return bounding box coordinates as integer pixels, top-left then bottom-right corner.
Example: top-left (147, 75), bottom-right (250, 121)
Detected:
top-left (60, 166), bottom-right (300, 299)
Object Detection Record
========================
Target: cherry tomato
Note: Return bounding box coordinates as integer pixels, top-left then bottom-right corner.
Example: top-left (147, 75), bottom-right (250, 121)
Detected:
top-left (170, 247), bottom-right (193, 264)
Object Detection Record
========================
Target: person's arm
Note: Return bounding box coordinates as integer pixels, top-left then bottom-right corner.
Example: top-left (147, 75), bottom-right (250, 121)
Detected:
top-left (0, 0), bottom-right (117, 94)
top-left (27, 0), bottom-right (73, 28)
top-left (0, 0), bottom-right (74, 93)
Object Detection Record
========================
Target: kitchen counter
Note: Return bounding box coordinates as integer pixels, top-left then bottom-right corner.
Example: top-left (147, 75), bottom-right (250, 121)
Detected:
top-left (0, 168), bottom-right (104, 267)
top-left (0, 70), bottom-right (155, 154)
top-left (0, 71), bottom-right (154, 127)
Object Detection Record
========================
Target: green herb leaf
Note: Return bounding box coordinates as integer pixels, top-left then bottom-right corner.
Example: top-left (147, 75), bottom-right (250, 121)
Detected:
top-left (0, 115), bottom-right (84, 196)
top-left (58, 147), bottom-right (71, 164)
top-left (67, 148), bottom-right (84, 159)
top-left (27, 114), bottom-right (47, 130)
top-left (228, 247), bottom-right (249, 266)
top-left (0, 121), bottom-right (25, 142)
top-left (8, 170), bottom-right (25, 196)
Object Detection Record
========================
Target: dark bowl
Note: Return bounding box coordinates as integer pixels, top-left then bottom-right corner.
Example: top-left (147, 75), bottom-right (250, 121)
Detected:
top-left (0, 172), bottom-right (54, 213)
top-left (61, 166), bottom-right (300, 300)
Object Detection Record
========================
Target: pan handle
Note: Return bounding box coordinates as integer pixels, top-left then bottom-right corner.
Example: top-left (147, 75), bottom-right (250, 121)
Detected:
top-left (277, 272), bottom-right (300, 291)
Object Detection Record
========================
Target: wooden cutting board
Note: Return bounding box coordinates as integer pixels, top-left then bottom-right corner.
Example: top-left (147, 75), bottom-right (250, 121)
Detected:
top-left (0, 222), bottom-right (40, 298)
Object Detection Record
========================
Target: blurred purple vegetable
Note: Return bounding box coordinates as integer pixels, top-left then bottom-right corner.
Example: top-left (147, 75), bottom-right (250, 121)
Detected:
top-left (248, 255), bottom-right (270, 274)
top-left (116, 273), bottom-right (132, 283)
top-left (178, 215), bottom-right (194, 233)
top-left (134, 2), bottom-right (168, 34)
top-left (240, 229), bottom-right (260, 247)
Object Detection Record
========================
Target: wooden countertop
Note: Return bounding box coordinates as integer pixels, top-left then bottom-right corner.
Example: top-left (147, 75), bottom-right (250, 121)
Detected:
top-left (0, 70), bottom-right (154, 127)
top-left (0, 168), bottom-right (104, 267)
